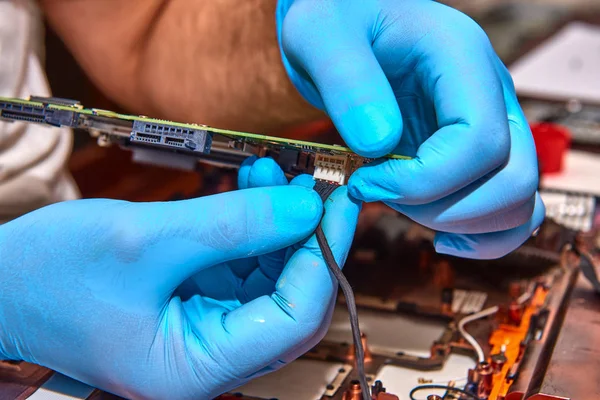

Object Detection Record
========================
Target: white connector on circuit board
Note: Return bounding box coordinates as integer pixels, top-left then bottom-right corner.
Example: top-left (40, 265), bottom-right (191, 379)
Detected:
top-left (313, 154), bottom-right (351, 185)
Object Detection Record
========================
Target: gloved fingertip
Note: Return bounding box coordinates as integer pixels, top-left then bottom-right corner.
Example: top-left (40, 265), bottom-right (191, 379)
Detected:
top-left (347, 167), bottom-right (397, 203)
top-left (531, 192), bottom-right (546, 229)
top-left (243, 154), bottom-right (259, 164)
top-left (237, 179), bottom-right (324, 256)
top-left (434, 233), bottom-right (476, 258)
top-left (279, 186), bottom-right (324, 228)
top-left (433, 243), bottom-right (458, 257)
top-left (347, 173), bottom-right (371, 202)
top-left (328, 185), bottom-right (363, 210)
top-left (248, 157), bottom-right (288, 188)
top-left (335, 102), bottom-right (402, 158)
top-left (290, 174), bottom-right (315, 189)
top-left (238, 155), bottom-right (259, 189)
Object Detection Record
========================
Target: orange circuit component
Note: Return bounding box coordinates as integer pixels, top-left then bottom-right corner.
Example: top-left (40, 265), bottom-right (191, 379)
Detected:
top-left (487, 286), bottom-right (549, 400)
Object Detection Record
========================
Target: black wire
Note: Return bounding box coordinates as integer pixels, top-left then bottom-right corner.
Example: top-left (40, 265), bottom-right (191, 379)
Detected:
top-left (409, 384), bottom-right (479, 400)
top-left (316, 224), bottom-right (370, 400)
top-left (313, 180), bottom-right (338, 201)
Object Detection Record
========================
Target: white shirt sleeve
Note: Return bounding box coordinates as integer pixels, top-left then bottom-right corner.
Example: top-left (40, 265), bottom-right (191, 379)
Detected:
top-left (0, 0), bottom-right (80, 223)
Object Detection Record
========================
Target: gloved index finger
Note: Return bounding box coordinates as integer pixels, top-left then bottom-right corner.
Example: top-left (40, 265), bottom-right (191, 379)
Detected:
top-left (246, 157), bottom-right (288, 188)
top-left (211, 187), bottom-right (360, 378)
top-left (283, 2), bottom-right (403, 158)
top-left (237, 155), bottom-right (258, 189)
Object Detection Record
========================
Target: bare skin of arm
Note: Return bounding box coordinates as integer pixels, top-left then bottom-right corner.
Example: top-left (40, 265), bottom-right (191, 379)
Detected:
top-left (40, 0), bottom-right (322, 133)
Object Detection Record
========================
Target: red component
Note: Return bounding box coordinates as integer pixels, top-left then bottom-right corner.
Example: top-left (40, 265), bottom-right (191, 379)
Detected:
top-left (508, 301), bottom-right (524, 325)
top-left (530, 122), bottom-right (571, 174)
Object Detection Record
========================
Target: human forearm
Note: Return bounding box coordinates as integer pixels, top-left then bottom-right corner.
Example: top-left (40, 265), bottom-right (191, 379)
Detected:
top-left (40, 0), bottom-right (321, 133)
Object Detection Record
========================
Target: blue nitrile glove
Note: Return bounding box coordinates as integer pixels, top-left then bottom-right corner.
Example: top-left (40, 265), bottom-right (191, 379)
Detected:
top-left (277, 0), bottom-right (545, 259)
top-left (0, 161), bottom-right (360, 399)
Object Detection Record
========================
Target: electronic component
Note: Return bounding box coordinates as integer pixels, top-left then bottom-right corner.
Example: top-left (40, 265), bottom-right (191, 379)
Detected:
top-left (540, 190), bottom-right (596, 232)
top-left (0, 96), bottom-right (409, 184)
top-left (452, 290), bottom-right (488, 314)
top-left (314, 153), bottom-right (354, 185)
top-left (0, 99), bottom-right (79, 127)
top-left (130, 120), bottom-right (212, 154)
top-left (29, 96), bottom-right (82, 107)
top-left (341, 380), bottom-right (399, 400)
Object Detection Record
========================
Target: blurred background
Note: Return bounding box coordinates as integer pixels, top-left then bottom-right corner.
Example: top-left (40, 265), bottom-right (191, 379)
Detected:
top-left (43, 0), bottom-right (600, 203)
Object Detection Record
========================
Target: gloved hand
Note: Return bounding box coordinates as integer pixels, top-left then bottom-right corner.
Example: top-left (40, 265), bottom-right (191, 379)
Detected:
top-left (277, 0), bottom-right (544, 259)
top-left (0, 159), bottom-right (360, 399)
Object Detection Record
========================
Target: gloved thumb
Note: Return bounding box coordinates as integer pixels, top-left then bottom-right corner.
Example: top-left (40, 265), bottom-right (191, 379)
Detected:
top-left (282, 6), bottom-right (402, 158)
top-left (121, 186), bottom-right (323, 294)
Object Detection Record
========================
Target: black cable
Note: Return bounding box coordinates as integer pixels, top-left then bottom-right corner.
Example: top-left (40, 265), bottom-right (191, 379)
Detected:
top-left (409, 384), bottom-right (479, 400)
top-left (313, 180), bottom-right (338, 201)
top-left (316, 224), bottom-right (370, 400)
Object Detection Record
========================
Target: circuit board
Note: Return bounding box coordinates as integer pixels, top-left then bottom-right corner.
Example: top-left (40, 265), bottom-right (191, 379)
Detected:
top-left (0, 96), bottom-right (409, 185)
top-left (210, 212), bottom-right (598, 400)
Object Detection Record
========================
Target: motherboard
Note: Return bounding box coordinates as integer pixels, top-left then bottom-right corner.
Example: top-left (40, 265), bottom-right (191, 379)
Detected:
top-left (0, 96), bottom-right (408, 186)
top-left (211, 209), bottom-right (598, 400)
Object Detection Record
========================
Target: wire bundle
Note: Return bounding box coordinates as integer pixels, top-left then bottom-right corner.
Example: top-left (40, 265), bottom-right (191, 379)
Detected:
top-left (315, 181), bottom-right (370, 400)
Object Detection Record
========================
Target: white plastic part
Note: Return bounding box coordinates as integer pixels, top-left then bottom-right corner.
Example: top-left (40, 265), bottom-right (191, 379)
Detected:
top-left (313, 153), bottom-right (350, 185)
